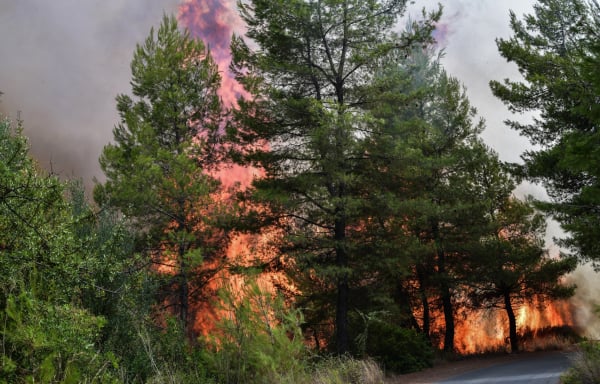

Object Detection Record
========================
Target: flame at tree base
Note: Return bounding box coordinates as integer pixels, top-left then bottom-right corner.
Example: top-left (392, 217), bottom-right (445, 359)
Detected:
top-left (451, 298), bottom-right (576, 355)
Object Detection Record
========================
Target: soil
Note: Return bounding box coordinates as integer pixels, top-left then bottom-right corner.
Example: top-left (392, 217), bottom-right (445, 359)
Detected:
top-left (385, 352), bottom-right (537, 384)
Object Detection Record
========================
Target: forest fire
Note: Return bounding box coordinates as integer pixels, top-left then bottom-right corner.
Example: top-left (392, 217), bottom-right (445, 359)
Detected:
top-left (444, 298), bottom-right (574, 354)
top-left (173, 0), bottom-right (585, 356)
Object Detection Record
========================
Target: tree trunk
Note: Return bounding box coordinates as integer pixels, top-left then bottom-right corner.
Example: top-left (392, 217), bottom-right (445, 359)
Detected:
top-left (441, 286), bottom-right (454, 353)
top-left (176, 215), bottom-right (189, 334)
top-left (179, 241), bottom-right (188, 334)
top-left (335, 216), bottom-right (349, 354)
top-left (434, 229), bottom-right (454, 353)
top-left (396, 282), bottom-right (421, 331)
top-left (504, 291), bottom-right (519, 353)
top-left (438, 253), bottom-right (454, 353)
top-left (416, 266), bottom-right (430, 337)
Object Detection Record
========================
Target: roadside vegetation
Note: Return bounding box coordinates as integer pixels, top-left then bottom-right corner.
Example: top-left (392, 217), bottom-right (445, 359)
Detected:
top-left (561, 341), bottom-right (600, 384)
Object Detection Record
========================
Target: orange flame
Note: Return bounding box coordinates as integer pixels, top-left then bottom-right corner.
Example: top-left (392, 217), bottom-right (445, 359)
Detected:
top-left (453, 298), bottom-right (574, 354)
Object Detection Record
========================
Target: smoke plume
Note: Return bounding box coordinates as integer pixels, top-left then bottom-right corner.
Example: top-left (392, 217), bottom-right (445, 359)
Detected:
top-left (178, 0), bottom-right (246, 107)
top-left (0, 1), bottom-right (179, 188)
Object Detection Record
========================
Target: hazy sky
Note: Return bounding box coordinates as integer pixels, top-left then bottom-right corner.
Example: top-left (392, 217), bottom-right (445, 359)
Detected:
top-left (2, 0), bottom-right (599, 336)
top-left (0, 0), bottom-right (535, 187)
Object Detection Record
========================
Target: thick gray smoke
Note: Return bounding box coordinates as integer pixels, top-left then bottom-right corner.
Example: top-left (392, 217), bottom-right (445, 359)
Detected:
top-left (0, 1), bottom-right (179, 188)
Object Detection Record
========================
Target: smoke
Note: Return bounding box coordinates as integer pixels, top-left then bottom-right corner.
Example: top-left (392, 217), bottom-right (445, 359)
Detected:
top-left (0, 1), bottom-right (179, 188)
top-left (569, 264), bottom-right (600, 339)
top-left (416, 0), bottom-right (600, 338)
top-left (178, 0), bottom-right (246, 107)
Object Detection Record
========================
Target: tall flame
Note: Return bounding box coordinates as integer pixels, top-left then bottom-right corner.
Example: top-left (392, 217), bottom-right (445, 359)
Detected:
top-left (453, 298), bottom-right (574, 354)
top-left (178, 1), bottom-right (280, 337)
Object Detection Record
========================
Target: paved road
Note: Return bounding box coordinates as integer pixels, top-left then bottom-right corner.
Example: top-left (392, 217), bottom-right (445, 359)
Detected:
top-left (438, 351), bottom-right (573, 384)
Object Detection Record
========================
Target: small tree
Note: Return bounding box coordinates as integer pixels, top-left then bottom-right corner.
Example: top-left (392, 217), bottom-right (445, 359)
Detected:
top-left (201, 279), bottom-right (307, 383)
top-left (95, 15), bottom-right (227, 334)
top-left (467, 197), bottom-right (576, 353)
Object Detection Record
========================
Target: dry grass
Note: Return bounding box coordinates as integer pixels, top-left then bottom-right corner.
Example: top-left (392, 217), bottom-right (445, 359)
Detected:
top-left (312, 356), bottom-right (385, 384)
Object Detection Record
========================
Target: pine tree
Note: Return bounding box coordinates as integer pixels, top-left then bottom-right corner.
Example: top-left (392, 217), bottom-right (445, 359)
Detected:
top-left (230, 0), bottom-right (440, 354)
top-left (465, 195), bottom-right (576, 353)
top-left (490, 0), bottom-right (600, 263)
top-left (94, 15), bottom-right (227, 333)
top-left (365, 48), bottom-right (503, 352)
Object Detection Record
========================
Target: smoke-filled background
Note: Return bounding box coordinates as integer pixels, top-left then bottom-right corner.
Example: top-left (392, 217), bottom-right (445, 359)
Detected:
top-left (0, 1), bottom-right (180, 184)
top-left (1, 0), bottom-right (598, 335)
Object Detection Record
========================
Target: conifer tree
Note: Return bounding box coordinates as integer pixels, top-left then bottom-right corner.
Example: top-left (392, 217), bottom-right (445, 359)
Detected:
top-left (490, 0), bottom-right (600, 263)
top-left (365, 47), bottom-right (504, 352)
top-left (95, 15), bottom-right (227, 333)
top-left (230, 0), bottom-right (440, 354)
top-left (466, 195), bottom-right (576, 353)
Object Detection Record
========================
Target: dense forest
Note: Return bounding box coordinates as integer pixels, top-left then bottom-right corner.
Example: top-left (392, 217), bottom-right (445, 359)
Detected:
top-left (1, 0), bottom-right (600, 382)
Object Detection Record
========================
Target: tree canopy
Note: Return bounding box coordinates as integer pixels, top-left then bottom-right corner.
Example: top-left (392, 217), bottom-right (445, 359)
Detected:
top-left (490, 0), bottom-right (600, 263)
top-left (95, 15), bottom-right (229, 333)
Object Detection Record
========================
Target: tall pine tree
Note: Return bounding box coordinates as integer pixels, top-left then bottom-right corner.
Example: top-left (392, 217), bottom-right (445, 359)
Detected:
top-left (229, 0), bottom-right (440, 353)
top-left (490, 0), bottom-right (600, 263)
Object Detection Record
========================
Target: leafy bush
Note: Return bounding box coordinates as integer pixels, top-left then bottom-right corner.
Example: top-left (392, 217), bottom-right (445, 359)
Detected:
top-left (0, 290), bottom-right (117, 383)
top-left (561, 341), bottom-right (600, 384)
top-left (200, 279), bottom-right (307, 383)
top-left (364, 321), bottom-right (434, 373)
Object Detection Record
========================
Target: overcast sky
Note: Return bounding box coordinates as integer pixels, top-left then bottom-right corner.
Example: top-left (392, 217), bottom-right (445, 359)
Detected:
top-left (0, 0), bottom-right (537, 188)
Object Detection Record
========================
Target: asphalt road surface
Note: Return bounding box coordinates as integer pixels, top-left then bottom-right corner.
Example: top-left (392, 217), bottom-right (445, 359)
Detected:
top-left (438, 351), bottom-right (573, 384)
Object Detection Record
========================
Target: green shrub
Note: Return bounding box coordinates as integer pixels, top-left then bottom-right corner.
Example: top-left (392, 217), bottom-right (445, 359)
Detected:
top-left (365, 321), bottom-right (434, 373)
top-left (0, 290), bottom-right (118, 383)
top-left (561, 341), bottom-right (600, 384)
top-left (200, 279), bottom-right (307, 383)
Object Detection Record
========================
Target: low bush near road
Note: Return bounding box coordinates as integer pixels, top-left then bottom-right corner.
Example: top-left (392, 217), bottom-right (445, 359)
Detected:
top-left (561, 341), bottom-right (600, 384)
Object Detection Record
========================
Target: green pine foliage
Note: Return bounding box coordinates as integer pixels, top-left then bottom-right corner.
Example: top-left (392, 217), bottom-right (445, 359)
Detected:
top-left (94, 15), bottom-right (230, 333)
top-left (200, 279), bottom-right (307, 383)
top-left (490, 0), bottom-right (600, 264)
top-left (229, 0), bottom-right (441, 354)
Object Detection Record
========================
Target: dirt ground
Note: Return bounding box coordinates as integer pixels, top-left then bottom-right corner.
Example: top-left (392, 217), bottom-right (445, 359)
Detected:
top-left (386, 352), bottom-right (531, 384)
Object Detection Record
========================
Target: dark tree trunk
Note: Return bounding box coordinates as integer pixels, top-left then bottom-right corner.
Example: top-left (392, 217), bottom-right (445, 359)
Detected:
top-left (504, 291), bottom-right (519, 353)
top-left (335, 216), bottom-right (349, 355)
top-left (433, 222), bottom-right (454, 353)
top-left (396, 282), bottom-right (421, 331)
top-left (179, 240), bottom-right (189, 334)
top-left (441, 286), bottom-right (454, 353)
top-left (437, 248), bottom-right (454, 353)
top-left (416, 266), bottom-right (431, 337)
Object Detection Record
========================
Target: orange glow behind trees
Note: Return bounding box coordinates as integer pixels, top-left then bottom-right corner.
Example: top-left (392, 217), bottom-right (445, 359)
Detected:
top-left (172, 0), bottom-right (578, 356)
